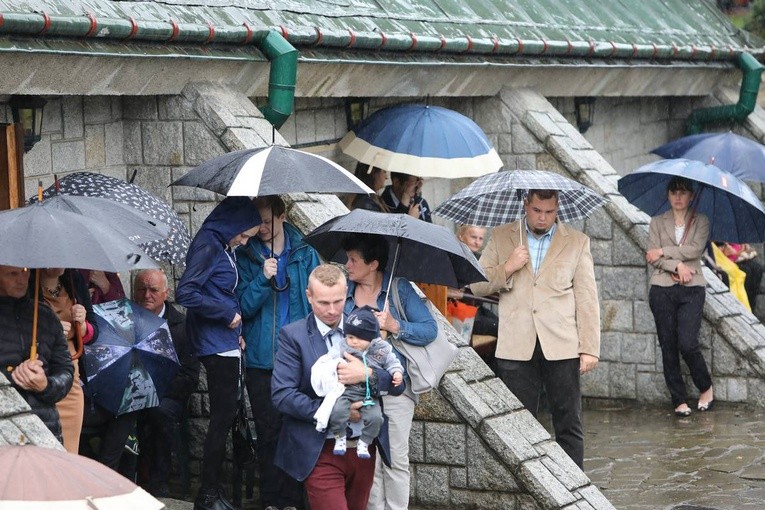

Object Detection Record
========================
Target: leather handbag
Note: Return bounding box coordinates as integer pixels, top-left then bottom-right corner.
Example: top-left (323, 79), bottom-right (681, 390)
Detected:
top-left (389, 278), bottom-right (458, 394)
top-left (232, 359), bottom-right (257, 467)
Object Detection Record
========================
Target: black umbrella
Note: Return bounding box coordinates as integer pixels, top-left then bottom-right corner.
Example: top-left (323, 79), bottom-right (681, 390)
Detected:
top-left (304, 209), bottom-right (487, 289)
top-left (170, 145), bottom-right (374, 196)
top-left (34, 172), bottom-right (191, 264)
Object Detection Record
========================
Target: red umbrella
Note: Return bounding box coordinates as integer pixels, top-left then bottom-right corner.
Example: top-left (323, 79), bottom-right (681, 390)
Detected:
top-left (0, 445), bottom-right (163, 509)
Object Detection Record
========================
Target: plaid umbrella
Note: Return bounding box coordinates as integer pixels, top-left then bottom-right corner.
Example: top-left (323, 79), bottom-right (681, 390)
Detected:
top-left (433, 170), bottom-right (607, 227)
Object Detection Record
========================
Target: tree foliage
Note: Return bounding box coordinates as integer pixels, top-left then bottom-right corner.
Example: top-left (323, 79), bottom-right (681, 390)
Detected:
top-left (745, 0), bottom-right (765, 38)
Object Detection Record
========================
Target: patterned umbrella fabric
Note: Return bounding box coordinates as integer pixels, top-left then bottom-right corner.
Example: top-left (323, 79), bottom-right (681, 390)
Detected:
top-left (84, 299), bottom-right (179, 416)
top-left (35, 172), bottom-right (191, 264)
top-left (171, 145), bottom-right (373, 196)
top-left (433, 170), bottom-right (607, 227)
top-left (339, 104), bottom-right (502, 179)
top-left (0, 444), bottom-right (163, 509)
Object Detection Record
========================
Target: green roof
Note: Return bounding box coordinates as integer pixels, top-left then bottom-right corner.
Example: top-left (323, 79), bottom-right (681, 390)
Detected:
top-left (0, 0), bottom-right (760, 62)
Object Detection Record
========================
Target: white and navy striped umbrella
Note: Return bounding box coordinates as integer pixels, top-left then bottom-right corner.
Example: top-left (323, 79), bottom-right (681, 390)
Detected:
top-left (433, 170), bottom-right (607, 227)
top-left (172, 145), bottom-right (373, 196)
top-left (339, 104), bottom-right (502, 179)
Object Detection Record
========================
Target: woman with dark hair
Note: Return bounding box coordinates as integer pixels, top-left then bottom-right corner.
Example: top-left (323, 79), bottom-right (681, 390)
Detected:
top-left (176, 196), bottom-right (262, 510)
top-left (349, 163), bottom-right (389, 213)
top-left (646, 176), bottom-right (713, 417)
top-left (36, 268), bottom-right (98, 453)
top-left (342, 233), bottom-right (436, 510)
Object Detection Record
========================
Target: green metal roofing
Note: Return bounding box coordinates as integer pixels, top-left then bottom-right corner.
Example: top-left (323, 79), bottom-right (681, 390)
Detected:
top-left (0, 0), bottom-right (760, 62)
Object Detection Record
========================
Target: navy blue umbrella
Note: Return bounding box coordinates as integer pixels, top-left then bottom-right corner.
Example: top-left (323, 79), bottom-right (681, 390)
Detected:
top-left (84, 299), bottom-right (179, 416)
top-left (652, 132), bottom-right (765, 182)
top-left (339, 104), bottom-right (502, 178)
top-left (618, 159), bottom-right (765, 243)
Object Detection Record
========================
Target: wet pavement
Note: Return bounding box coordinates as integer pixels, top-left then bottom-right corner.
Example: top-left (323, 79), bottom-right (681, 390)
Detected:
top-left (583, 402), bottom-right (765, 510)
top-left (163, 402), bottom-right (765, 510)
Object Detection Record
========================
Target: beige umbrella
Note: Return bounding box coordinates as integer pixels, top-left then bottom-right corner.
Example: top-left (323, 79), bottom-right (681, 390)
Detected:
top-left (0, 445), bottom-right (164, 509)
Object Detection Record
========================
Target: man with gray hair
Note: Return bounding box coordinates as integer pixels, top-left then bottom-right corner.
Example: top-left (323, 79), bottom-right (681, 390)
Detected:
top-left (134, 269), bottom-right (200, 497)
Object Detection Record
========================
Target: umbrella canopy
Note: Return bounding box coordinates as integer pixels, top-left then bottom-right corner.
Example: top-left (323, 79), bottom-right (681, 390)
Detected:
top-left (652, 131), bottom-right (765, 182)
top-left (37, 195), bottom-right (171, 245)
top-left (37, 172), bottom-right (191, 264)
top-left (433, 170), bottom-right (607, 227)
top-left (0, 204), bottom-right (157, 272)
top-left (0, 444), bottom-right (163, 509)
top-left (618, 158), bottom-right (765, 243)
top-left (339, 104), bottom-right (502, 179)
top-left (171, 145), bottom-right (374, 196)
top-left (305, 209), bottom-right (487, 288)
top-left (84, 299), bottom-right (179, 416)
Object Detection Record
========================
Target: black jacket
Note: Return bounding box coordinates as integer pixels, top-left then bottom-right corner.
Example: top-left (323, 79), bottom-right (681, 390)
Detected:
top-left (163, 302), bottom-right (200, 403)
top-left (0, 295), bottom-right (74, 440)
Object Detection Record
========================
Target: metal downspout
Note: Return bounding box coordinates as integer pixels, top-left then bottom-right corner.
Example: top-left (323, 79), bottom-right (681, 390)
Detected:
top-left (685, 52), bottom-right (764, 135)
top-left (257, 30), bottom-right (298, 129)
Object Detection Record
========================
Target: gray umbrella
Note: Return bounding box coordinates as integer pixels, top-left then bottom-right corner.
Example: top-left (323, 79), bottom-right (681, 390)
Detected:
top-left (0, 203), bottom-right (157, 272)
top-left (433, 169), bottom-right (607, 227)
top-left (38, 195), bottom-right (171, 246)
top-left (35, 172), bottom-right (191, 264)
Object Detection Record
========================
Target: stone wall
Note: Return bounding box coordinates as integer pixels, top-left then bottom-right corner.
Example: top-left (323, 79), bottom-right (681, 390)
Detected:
top-left (477, 88), bottom-right (765, 406)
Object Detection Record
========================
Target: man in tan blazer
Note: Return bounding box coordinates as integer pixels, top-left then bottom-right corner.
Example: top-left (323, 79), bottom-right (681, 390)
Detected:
top-left (470, 189), bottom-right (600, 469)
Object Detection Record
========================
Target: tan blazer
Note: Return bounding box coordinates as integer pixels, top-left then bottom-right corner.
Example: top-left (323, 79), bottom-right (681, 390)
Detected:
top-left (648, 210), bottom-right (709, 288)
top-left (470, 220), bottom-right (600, 362)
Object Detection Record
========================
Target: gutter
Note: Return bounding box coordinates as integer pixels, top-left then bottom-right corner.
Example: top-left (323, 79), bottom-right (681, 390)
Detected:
top-left (0, 12), bottom-right (297, 128)
top-left (685, 52), bottom-right (764, 135)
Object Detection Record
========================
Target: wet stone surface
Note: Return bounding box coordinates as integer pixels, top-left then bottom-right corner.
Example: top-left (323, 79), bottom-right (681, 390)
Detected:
top-left (583, 403), bottom-right (765, 510)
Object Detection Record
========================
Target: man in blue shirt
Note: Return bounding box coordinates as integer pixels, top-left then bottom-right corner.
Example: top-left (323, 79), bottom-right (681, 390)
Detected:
top-left (236, 195), bottom-right (320, 510)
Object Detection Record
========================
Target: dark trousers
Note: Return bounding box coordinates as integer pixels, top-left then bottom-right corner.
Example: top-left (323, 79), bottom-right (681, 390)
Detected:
top-left (137, 397), bottom-right (185, 495)
top-left (649, 285), bottom-right (712, 408)
top-left (328, 385), bottom-right (382, 445)
top-left (80, 399), bottom-right (139, 476)
top-left (246, 368), bottom-right (304, 509)
top-left (739, 259), bottom-right (763, 310)
top-left (495, 341), bottom-right (584, 469)
top-left (304, 440), bottom-right (377, 510)
top-left (200, 355), bottom-right (240, 490)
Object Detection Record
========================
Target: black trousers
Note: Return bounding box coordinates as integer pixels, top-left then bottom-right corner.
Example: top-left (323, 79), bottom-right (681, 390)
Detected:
top-left (739, 259), bottom-right (763, 310)
top-left (495, 341), bottom-right (584, 469)
top-left (137, 397), bottom-right (185, 495)
top-left (649, 285), bottom-right (712, 408)
top-left (80, 399), bottom-right (139, 476)
top-left (200, 355), bottom-right (240, 490)
top-left (246, 368), bottom-right (304, 509)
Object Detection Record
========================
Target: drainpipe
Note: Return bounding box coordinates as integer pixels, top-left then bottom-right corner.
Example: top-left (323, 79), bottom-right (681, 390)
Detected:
top-left (685, 52), bottom-right (764, 135)
top-left (257, 30), bottom-right (298, 129)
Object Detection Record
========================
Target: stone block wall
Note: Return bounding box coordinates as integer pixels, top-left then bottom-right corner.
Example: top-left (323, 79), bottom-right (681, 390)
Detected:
top-left (479, 88), bottom-right (765, 406)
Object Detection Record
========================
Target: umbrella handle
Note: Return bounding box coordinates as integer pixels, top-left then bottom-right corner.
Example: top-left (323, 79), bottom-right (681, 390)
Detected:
top-left (30, 269), bottom-right (39, 361)
top-left (71, 323), bottom-right (84, 360)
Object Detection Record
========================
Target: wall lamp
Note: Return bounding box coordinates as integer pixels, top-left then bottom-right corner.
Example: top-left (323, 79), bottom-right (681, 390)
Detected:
top-left (574, 97), bottom-right (596, 134)
top-left (9, 95), bottom-right (47, 152)
top-left (345, 97), bottom-right (369, 131)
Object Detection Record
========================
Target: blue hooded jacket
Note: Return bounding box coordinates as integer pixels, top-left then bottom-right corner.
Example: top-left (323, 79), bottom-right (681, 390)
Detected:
top-left (176, 197), bottom-right (261, 357)
top-left (236, 222), bottom-right (320, 369)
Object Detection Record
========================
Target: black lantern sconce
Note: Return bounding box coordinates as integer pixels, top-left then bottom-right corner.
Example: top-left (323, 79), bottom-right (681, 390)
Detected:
top-left (574, 97), bottom-right (595, 134)
top-left (9, 95), bottom-right (47, 152)
top-left (345, 97), bottom-right (369, 131)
